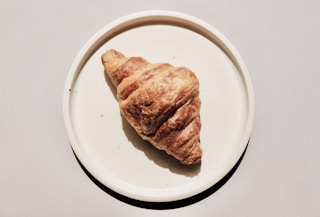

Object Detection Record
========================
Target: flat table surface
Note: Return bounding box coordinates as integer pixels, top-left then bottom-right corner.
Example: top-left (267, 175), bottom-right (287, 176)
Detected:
top-left (1, 1), bottom-right (319, 216)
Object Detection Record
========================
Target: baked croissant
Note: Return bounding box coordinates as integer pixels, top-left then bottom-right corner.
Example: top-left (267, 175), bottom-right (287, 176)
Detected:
top-left (101, 49), bottom-right (202, 165)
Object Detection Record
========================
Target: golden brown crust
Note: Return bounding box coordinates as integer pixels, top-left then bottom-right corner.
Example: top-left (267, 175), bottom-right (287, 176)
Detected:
top-left (101, 49), bottom-right (202, 165)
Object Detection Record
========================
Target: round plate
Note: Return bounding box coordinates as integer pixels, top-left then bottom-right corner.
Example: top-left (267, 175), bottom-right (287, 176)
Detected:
top-left (63, 10), bottom-right (254, 203)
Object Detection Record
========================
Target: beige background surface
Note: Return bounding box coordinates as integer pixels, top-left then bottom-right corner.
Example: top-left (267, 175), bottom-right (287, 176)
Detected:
top-left (1, 0), bottom-right (319, 216)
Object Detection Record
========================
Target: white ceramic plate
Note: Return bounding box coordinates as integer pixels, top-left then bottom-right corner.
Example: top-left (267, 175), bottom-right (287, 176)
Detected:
top-left (63, 10), bottom-right (254, 202)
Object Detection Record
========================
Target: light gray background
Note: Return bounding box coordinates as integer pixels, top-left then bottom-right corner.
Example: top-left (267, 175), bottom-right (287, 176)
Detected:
top-left (1, 0), bottom-right (319, 216)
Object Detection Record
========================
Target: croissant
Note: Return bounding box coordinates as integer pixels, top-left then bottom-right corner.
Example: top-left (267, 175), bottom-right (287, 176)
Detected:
top-left (101, 49), bottom-right (202, 165)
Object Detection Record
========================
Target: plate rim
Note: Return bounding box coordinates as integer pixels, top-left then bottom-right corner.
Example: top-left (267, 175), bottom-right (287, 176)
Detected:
top-left (63, 10), bottom-right (255, 202)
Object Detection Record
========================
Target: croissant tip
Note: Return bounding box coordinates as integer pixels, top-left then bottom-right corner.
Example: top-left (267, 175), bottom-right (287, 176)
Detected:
top-left (181, 150), bottom-right (202, 165)
top-left (101, 49), bottom-right (125, 63)
top-left (182, 157), bottom-right (202, 165)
